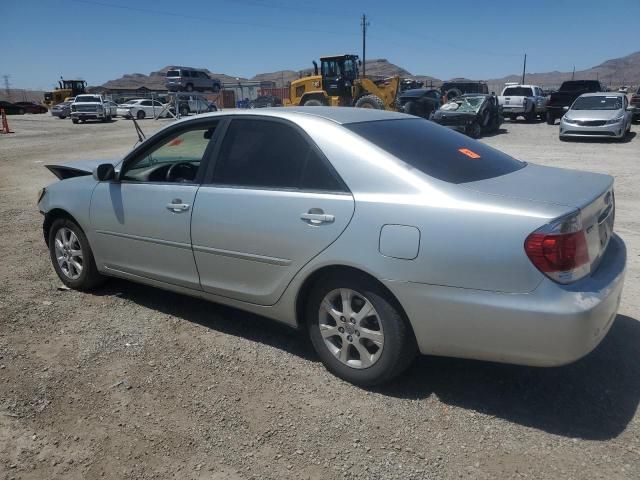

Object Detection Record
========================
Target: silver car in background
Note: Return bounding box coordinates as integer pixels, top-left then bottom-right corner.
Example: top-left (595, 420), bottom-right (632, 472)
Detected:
top-left (560, 92), bottom-right (633, 140)
top-left (37, 108), bottom-right (626, 386)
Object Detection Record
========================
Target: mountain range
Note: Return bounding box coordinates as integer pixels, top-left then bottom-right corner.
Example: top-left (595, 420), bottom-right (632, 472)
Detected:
top-left (99, 51), bottom-right (640, 92)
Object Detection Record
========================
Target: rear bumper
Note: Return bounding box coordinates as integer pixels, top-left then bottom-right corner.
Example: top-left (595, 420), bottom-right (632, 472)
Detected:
top-left (384, 234), bottom-right (626, 367)
top-left (71, 112), bottom-right (104, 120)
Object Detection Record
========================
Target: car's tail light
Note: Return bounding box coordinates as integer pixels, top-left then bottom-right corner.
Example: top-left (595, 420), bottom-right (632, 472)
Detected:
top-left (524, 211), bottom-right (590, 284)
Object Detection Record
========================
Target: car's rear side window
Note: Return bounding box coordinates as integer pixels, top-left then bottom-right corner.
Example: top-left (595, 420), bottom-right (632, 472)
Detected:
top-left (345, 119), bottom-right (525, 184)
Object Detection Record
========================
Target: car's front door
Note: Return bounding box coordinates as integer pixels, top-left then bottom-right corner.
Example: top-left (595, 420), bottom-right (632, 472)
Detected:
top-left (90, 120), bottom-right (220, 289)
top-left (191, 117), bottom-right (355, 305)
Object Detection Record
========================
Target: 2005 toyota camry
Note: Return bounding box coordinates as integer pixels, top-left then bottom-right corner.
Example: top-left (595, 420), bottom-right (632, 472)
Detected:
top-left (38, 107), bottom-right (626, 386)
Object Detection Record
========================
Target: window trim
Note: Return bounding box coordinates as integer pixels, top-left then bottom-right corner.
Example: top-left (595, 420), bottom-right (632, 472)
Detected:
top-left (116, 117), bottom-right (226, 186)
top-left (201, 115), bottom-right (350, 195)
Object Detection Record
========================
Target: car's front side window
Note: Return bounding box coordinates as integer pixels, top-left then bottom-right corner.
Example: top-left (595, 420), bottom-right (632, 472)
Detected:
top-left (121, 125), bottom-right (217, 183)
top-left (211, 119), bottom-right (345, 192)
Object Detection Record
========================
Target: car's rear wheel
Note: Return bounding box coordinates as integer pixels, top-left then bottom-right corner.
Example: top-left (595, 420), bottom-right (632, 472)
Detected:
top-left (546, 112), bottom-right (555, 125)
top-left (72, 119), bottom-right (79, 124)
top-left (303, 99), bottom-right (324, 106)
top-left (136, 110), bottom-right (145, 120)
top-left (307, 273), bottom-right (417, 386)
top-left (48, 218), bottom-right (104, 291)
top-left (525, 109), bottom-right (535, 123)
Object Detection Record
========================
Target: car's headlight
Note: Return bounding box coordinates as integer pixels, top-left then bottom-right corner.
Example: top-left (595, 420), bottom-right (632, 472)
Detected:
top-left (605, 115), bottom-right (624, 125)
top-left (562, 116), bottom-right (575, 124)
top-left (37, 187), bottom-right (46, 204)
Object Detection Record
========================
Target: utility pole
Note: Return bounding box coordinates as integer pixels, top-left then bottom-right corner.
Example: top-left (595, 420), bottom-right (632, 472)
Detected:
top-left (571, 65), bottom-right (575, 80)
top-left (2, 75), bottom-right (10, 100)
top-left (361, 14), bottom-right (369, 78)
top-left (521, 54), bottom-right (527, 84)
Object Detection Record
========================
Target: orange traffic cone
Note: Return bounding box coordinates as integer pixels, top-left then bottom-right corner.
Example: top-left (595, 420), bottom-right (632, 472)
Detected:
top-left (1, 108), bottom-right (13, 134)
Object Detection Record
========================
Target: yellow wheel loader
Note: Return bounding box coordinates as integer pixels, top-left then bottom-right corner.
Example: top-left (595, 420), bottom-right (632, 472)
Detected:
top-left (43, 79), bottom-right (87, 107)
top-left (285, 54), bottom-right (400, 110)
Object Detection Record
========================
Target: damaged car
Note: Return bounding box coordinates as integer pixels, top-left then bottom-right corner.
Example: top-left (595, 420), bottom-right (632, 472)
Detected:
top-left (432, 94), bottom-right (502, 138)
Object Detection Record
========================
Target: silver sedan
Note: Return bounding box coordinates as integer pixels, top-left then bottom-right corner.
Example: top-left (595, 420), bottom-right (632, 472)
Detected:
top-left (560, 92), bottom-right (633, 140)
top-left (38, 108), bottom-right (626, 385)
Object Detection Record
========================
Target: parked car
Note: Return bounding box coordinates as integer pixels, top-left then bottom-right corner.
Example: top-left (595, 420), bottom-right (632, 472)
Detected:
top-left (117, 99), bottom-right (170, 119)
top-left (248, 95), bottom-right (283, 109)
top-left (441, 80), bottom-right (489, 100)
top-left (398, 88), bottom-right (441, 119)
top-left (170, 94), bottom-right (217, 116)
top-left (37, 108), bottom-right (626, 385)
top-left (618, 86), bottom-right (629, 94)
top-left (546, 80), bottom-right (604, 124)
top-left (13, 101), bottom-right (48, 114)
top-left (498, 84), bottom-right (547, 121)
top-left (103, 100), bottom-right (119, 118)
top-left (432, 94), bottom-right (502, 138)
top-left (165, 68), bottom-right (222, 93)
top-left (559, 92), bottom-right (633, 141)
top-left (629, 87), bottom-right (640, 122)
top-left (0, 100), bottom-right (26, 115)
top-left (71, 94), bottom-right (112, 123)
top-left (51, 101), bottom-right (72, 119)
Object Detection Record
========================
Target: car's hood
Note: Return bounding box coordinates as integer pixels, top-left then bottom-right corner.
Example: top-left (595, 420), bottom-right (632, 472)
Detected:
top-left (46, 158), bottom-right (120, 180)
top-left (566, 109), bottom-right (623, 121)
top-left (433, 111), bottom-right (476, 119)
top-left (462, 163), bottom-right (612, 209)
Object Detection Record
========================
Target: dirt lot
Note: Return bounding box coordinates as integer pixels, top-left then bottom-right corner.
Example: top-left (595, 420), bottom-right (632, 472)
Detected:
top-left (1, 114), bottom-right (639, 480)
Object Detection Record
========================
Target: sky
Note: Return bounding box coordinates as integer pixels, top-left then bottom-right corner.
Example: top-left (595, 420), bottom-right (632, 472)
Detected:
top-left (2, 0), bottom-right (640, 90)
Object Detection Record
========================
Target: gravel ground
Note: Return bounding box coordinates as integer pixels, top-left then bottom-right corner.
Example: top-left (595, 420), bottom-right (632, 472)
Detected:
top-left (1, 114), bottom-right (639, 480)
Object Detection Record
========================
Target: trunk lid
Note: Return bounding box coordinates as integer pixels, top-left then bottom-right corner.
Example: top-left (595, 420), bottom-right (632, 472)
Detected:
top-left (463, 163), bottom-right (615, 274)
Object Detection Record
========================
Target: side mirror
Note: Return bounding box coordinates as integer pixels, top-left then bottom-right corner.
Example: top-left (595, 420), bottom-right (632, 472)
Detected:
top-left (93, 163), bottom-right (116, 181)
top-left (562, 106), bottom-right (569, 111)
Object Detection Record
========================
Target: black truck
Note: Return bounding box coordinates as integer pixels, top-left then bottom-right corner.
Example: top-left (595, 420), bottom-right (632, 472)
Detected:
top-left (546, 80), bottom-right (604, 124)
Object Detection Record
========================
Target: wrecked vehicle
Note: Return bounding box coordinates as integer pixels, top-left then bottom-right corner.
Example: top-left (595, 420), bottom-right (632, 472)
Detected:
top-left (398, 88), bottom-right (441, 119)
top-left (431, 94), bottom-right (502, 138)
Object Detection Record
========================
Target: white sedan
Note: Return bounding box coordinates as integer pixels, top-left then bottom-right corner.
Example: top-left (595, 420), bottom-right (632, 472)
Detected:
top-left (117, 99), bottom-right (170, 120)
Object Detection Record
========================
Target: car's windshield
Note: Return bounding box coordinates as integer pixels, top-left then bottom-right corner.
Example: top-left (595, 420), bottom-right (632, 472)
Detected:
top-left (345, 118), bottom-right (525, 184)
top-left (560, 81), bottom-right (599, 91)
top-left (441, 96), bottom-right (484, 114)
top-left (75, 96), bottom-right (101, 103)
top-left (571, 96), bottom-right (623, 111)
top-left (503, 87), bottom-right (533, 96)
top-left (166, 70), bottom-right (180, 77)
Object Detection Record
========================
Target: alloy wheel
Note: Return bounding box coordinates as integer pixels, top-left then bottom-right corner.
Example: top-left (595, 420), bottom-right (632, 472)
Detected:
top-left (54, 227), bottom-right (83, 280)
top-left (318, 288), bottom-right (384, 369)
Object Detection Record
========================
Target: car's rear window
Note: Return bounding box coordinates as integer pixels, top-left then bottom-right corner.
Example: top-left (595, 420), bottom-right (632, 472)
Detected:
top-left (345, 119), bottom-right (525, 184)
top-left (503, 87), bottom-right (533, 96)
top-left (166, 70), bottom-right (180, 77)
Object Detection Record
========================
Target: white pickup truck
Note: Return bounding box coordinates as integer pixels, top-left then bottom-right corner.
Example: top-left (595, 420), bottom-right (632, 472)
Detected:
top-left (70, 94), bottom-right (115, 124)
top-left (498, 84), bottom-right (547, 122)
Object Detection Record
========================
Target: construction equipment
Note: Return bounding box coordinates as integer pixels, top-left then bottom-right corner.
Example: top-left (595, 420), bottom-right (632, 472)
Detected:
top-left (285, 54), bottom-right (400, 110)
top-left (43, 79), bottom-right (87, 107)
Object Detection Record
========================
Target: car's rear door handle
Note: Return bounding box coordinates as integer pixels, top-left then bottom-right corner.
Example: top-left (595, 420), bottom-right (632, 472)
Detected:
top-left (166, 199), bottom-right (190, 212)
top-left (301, 212), bottom-right (335, 224)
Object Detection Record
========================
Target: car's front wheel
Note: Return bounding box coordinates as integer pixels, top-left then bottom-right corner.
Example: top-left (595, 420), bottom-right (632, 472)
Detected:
top-left (307, 273), bottom-right (417, 386)
top-left (48, 218), bottom-right (104, 291)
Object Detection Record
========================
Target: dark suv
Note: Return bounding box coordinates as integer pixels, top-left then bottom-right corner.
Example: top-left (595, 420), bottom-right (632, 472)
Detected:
top-left (165, 68), bottom-right (222, 93)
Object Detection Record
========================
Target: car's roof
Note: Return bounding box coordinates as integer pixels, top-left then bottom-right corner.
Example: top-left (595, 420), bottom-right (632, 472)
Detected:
top-left (184, 107), bottom-right (412, 125)
top-left (579, 92), bottom-right (625, 97)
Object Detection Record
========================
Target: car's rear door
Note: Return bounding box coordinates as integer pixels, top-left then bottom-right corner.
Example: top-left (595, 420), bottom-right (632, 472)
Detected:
top-left (191, 117), bottom-right (355, 305)
top-left (90, 119), bottom-right (221, 289)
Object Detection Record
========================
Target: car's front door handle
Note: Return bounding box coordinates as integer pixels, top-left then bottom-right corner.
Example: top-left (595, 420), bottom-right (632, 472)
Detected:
top-left (166, 200), bottom-right (190, 213)
top-left (300, 212), bottom-right (335, 224)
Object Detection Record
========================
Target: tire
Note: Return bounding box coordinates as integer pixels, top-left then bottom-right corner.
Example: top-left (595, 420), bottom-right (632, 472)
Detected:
top-left (525, 109), bottom-right (535, 123)
top-left (59, 115), bottom-right (66, 120)
top-left (72, 119), bottom-right (79, 124)
top-left (445, 88), bottom-right (463, 100)
top-left (546, 112), bottom-right (555, 125)
top-left (306, 273), bottom-right (417, 386)
top-left (467, 121), bottom-right (482, 139)
top-left (355, 94), bottom-right (385, 110)
top-left (403, 100), bottom-right (425, 118)
top-left (136, 110), bottom-right (145, 120)
top-left (185, 83), bottom-right (194, 92)
top-left (48, 218), bottom-right (105, 291)
top-left (303, 98), bottom-right (324, 106)
top-left (179, 106), bottom-right (189, 116)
